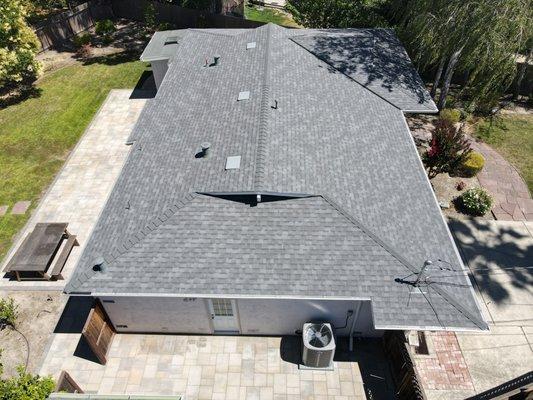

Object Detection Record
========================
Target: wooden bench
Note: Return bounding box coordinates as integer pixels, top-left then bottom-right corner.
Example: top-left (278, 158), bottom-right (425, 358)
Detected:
top-left (44, 234), bottom-right (79, 280)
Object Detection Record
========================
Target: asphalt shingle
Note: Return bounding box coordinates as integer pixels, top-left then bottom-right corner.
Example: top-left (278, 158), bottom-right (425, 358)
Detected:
top-left (65, 24), bottom-right (486, 331)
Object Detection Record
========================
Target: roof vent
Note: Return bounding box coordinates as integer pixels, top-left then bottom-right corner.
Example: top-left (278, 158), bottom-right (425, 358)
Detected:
top-left (200, 142), bottom-right (211, 157)
top-left (238, 91), bottom-right (250, 101)
top-left (225, 155), bottom-right (241, 170)
top-left (213, 55), bottom-right (220, 66)
top-left (92, 256), bottom-right (106, 273)
top-left (246, 42), bottom-right (256, 50)
top-left (164, 36), bottom-right (178, 45)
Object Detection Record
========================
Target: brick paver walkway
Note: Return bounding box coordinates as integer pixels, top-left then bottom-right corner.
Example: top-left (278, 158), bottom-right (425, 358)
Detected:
top-left (471, 141), bottom-right (533, 221)
top-left (413, 332), bottom-right (474, 392)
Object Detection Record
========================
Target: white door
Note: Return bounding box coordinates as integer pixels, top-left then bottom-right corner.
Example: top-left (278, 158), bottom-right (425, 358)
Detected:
top-left (208, 299), bottom-right (240, 333)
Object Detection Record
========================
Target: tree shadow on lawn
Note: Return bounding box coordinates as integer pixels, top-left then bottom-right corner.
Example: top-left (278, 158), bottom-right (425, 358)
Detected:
top-left (81, 50), bottom-right (141, 66)
top-left (449, 218), bottom-right (533, 304)
top-left (0, 85), bottom-right (43, 109)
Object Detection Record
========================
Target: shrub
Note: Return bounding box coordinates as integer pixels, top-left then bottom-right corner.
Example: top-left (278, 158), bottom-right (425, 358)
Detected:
top-left (158, 22), bottom-right (173, 31)
top-left (440, 108), bottom-right (462, 124)
top-left (460, 151), bottom-right (485, 177)
top-left (76, 44), bottom-right (92, 59)
top-left (143, 2), bottom-right (157, 30)
top-left (0, 366), bottom-right (55, 400)
top-left (0, 0), bottom-right (41, 90)
top-left (72, 33), bottom-right (91, 48)
top-left (95, 19), bottom-right (116, 36)
top-left (424, 119), bottom-right (472, 179)
top-left (0, 298), bottom-right (18, 328)
top-left (457, 187), bottom-right (493, 216)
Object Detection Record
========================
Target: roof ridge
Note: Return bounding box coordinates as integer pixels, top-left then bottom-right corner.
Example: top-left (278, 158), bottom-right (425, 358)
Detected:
top-left (65, 193), bottom-right (199, 293)
top-left (253, 23), bottom-right (273, 191)
top-left (321, 195), bottom-right (487, 329)
top-left (186, 29), bottom-right (236, 38)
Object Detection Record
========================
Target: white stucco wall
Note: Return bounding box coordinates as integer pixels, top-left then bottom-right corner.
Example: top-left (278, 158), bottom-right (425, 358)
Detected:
top-left (98, 296), bottom-right (380, 337)
top-left (237, 299), bottom-right (378, 337)
top-left (99, 296), bottom-right (212, 334)
top-left (151, 59), bottom-right (169, 90)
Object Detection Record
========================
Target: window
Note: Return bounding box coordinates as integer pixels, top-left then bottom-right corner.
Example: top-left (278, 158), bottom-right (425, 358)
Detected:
top-left (211, 299), bottom-right (234, 316)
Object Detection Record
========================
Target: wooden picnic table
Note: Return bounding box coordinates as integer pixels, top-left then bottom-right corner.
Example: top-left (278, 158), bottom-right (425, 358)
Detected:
top-left (3, 223), bottom-right (78, 281)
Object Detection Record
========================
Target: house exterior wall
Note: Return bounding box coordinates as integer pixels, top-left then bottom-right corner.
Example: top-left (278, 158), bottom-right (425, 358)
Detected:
top-left (99, 296), bottom-right (212, 334)
top-left (151, 59), bottom-right (169, 90)
top-left (238, 299), bottom-right (378, 337)
top-left (98, 296), bottom-right (379, 337)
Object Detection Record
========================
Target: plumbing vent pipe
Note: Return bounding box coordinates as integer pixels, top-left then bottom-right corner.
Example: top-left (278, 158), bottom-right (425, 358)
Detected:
top-left (213, 55), bottom-right (220, 66)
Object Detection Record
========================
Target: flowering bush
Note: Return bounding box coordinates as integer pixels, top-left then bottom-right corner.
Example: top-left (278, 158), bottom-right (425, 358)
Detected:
top-left (0, 0), bottom-right (41, 90)
top-left (424, 119), bottom-right (472, 178)
top-left (457, 187), bottom-right (493, 216)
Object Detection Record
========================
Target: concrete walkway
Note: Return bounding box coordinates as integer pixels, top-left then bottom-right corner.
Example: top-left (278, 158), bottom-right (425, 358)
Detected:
top-left (417, 219), bottom-right (533, 400)
top-left (471, 141), bottom-right (532, 221)
top-left (0, 90), bottom-right (147, 290)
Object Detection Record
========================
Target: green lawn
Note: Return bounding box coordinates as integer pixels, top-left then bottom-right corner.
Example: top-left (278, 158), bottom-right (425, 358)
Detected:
top-left (244, 3), bottom-right (300, 27)
top-left (475, 114), bottom-right (533, 193)
top-left (0, 56), bottom-right (146, 259)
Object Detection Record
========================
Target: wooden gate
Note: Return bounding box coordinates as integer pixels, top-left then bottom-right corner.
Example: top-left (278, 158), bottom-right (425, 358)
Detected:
top-left (81, 301), bottom-right (115, 365)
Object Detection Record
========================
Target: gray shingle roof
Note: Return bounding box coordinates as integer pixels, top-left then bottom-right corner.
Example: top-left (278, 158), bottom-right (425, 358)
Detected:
top-left (140, 30), bottom-right (188, 62)
top-left (66, 24), bottom-right (486, 331)
top-left (290, 29), bottom-right (437, 112)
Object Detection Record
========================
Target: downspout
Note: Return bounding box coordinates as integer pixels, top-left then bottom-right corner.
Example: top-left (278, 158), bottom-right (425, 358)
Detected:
top-left (349, 302), bottom-right (363, 352)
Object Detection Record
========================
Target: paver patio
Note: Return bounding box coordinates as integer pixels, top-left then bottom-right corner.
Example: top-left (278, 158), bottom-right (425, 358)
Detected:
top-left (40, 332), bottom-right (397, 399)
top-left (0, 89), bottom-right (147, 289)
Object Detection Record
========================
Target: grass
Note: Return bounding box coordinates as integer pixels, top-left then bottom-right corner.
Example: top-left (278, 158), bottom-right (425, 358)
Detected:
top-left (0, 56), bottom-right (146, 259)
top-left (475, 114), bottom-right (533, 194)
top-left (244, 3), bottom-right (300, 27)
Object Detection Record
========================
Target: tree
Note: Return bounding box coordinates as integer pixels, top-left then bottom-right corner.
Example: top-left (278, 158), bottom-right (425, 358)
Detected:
top-left (399, 0), bottom-right (532, 111)
top-left (286, 0), bottom-right (389, 29)
top-left (0, 0), bottom-right (41, 91)
top-left (513, 40), bottom-right (533, 100)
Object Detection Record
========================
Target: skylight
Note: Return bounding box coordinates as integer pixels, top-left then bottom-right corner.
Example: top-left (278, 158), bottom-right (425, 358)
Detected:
top-left (164, 36), bottom-right (178, 45)
top-left (225, 156), bottom-right (241, 170)
top-left (246, 42), bottom-right (256, 50)
top-left (238, 91), bottom-right (250, 101)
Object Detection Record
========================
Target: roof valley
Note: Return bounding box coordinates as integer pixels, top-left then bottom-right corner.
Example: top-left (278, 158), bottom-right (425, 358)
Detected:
top-left (253, 24), bottom-right (273, 191)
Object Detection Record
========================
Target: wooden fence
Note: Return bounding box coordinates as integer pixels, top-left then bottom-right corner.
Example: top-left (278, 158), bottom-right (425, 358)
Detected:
top-left (110, 0), bottom-right (263, 29)
top-left (33, 0), bottom-right (261, 51)
top-left (33, 1), bottom-right (113, 51)
top-left (383, 331), bottom-right (427, 400)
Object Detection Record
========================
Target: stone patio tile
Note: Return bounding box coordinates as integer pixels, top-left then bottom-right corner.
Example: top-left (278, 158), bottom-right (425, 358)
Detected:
top-left (11, 200), bottom-right (31, 215)
top-left (198, 385), bottom-right (213, 399)
top-left (260, 386), bottom-right (274, 400)
top-left (246, 387), bottom-right (260, 400)
top-left (40, 334), bottom-right (390, 399)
